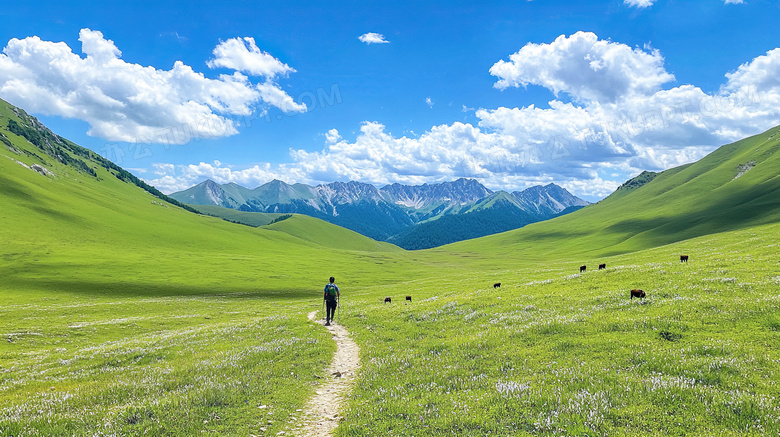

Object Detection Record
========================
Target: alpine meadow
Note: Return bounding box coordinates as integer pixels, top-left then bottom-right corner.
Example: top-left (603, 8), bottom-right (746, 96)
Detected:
top-left (3, 2), bottom-right (780, 435)
top-left (2, 86), bottom-right (780, 437)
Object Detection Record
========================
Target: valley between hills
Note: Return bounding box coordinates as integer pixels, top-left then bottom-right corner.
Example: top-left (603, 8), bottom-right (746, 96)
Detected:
top-left (2, 98), bottom-right (780, 435)
top-left (171, 177), bottom-right (589, 250)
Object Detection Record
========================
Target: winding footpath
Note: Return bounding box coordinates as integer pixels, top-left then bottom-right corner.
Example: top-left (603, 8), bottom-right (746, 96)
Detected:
top-left (286, 311), bottom-right (361, 436)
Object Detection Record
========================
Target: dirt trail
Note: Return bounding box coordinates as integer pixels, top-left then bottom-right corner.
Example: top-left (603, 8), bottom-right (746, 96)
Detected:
top-left (286, 311), bottom-right (361, 436)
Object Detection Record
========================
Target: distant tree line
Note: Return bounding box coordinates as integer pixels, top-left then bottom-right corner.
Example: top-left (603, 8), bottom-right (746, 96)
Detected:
top-left (616, 170), bottom-right (658, 192)
top-left (8, 118), bottom-right (97, 177)
top-left (108, 164), bottom-right (200, 214)
top-left (7, 115), bottom-right (198, 215)
top-left (217, 217), bottom-right (256, 227)
top-left (269, 214), bottom-right (293, 224)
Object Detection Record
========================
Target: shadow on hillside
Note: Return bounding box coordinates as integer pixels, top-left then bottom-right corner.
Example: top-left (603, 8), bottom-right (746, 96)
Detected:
top-left (2, 276), bottom-right (316, 300)
top-left (0, 173), bottom-right (85, 223)
top-left (0, 175), bottom-right (34, 201)
top-left (519, 229), bottom-right (591, 241)
top-left (602, 181), bottom-right (780, 245)
top-left (483, 179), bottom-right (780, 260)
top-left (603, 217), bottom-right (671, 234)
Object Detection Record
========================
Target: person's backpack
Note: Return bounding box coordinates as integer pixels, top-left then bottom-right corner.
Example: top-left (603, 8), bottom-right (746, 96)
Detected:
top-left (325, 284), bottom-right (338, 298)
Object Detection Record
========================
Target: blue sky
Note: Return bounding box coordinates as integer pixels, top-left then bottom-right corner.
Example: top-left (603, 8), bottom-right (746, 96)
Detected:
top-left (1, 0), bottom-right (779, 201)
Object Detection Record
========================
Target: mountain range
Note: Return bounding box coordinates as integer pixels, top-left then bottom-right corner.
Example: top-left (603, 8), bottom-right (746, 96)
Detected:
top-left (8, 88), bottom-right (776, 257)
top-left (4, 84), bottom-right (780, 437)
top-left (170, 178), bottom-right (589, 248)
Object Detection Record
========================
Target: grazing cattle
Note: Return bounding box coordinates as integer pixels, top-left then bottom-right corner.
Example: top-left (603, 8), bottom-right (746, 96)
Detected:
top-left (493, 283), bottom-right (501, 288)
top-left (384, 297), bottom-right (392, 303)
top-left (630, 289), bottom-right (646, 299)
top-left (598, 263), bottom-right (606, 270)
top-left (405, 295), bottom-right (412, 302)
top-left (680, 255), bottom-right (689, 263)
top-left (579, 265), bottom-right (587, 273)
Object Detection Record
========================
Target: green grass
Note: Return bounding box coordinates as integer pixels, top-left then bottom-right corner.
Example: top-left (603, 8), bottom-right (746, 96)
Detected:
top-left (265, 215), bottom-right (403, 252)
top-left (2, 97), bottom-right (780, 435)
top-left (338, 223), bottom-right (780, 436)
top-left (0, 294), bottom-right (333, 436)
top-left (0, 98), bottom-right (462, 435)
top-left (189, 204), bottom-right (287, 226)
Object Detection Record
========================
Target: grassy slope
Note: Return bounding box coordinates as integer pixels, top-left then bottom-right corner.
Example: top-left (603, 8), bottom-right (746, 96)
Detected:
top-left (2, 94), bottom-right (780, 436)
top-left (332, 128), bottom-right (780, 436)
top-left (340, 222), bottom-right (780, 436)
top-left (265, 215), bottom-right (402, 252)
top-left (189, 204), bottom-right (286, 226)
top-left (0, 100), bottom-right (439, 435)
top-left (189, 206), bottom-right (403, 253)
top-left (0, 106), bottom-right (425, 292)
top-left (437, 126), bottom-right (780, 263)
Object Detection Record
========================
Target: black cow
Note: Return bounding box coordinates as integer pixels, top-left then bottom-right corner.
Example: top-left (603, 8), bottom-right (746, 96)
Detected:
top-left (598, 263), bottom-right (606, 270)
top-left (680, 255), bottom-right (689, 263)
top-left (384, 297), bottom-right (392, 303)
top-left (493, 283), bottom-right (501, 288)
top-left (630, 289), bottom-right (646, 299)
top-left (579, 265), bottom-right (587, 273)
top-left (405, 295), bottom-right (412, 302)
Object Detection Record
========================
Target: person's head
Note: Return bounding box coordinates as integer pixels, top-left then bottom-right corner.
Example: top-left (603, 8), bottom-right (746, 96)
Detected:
top-left (329, 276), bottom-right (335, 283)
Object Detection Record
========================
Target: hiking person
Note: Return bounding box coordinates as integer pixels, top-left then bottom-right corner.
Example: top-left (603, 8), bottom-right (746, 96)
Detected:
top-left (323, 276), bottom-right (340, 326)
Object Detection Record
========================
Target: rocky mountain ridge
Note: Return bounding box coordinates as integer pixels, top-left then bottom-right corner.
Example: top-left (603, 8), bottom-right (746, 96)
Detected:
top-left (171, 178), bottom-right (589, 247)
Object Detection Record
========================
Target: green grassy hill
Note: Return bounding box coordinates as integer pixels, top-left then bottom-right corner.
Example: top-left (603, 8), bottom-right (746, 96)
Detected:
top-left (439, 126), bottom-right (780, 262)
top-left (188, 204), bottom-right (405, 255)
top-left (0, 98), bottom-right (423, 292)
top-left (2, 95), bottom-right (780, 436)
top-left (342, 221), bottom-right (780, 436)
top-left (265, 214), bottom-right (402, 252)
top-left (388, 196), bottom-right (539, 250)
top-left (188, 205), bottom-right (402, 252)
top-left (0, 98), bottom-right (435, 435)
top-left (190, 204), bottom-right (287, 226)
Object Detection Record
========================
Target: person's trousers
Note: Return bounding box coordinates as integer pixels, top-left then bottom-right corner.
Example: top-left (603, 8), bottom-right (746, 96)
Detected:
top-left (326, 299), bottom-right (337, 321)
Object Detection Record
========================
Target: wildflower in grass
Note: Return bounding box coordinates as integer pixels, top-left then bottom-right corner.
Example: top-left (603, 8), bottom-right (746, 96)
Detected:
top-left (647, 373), bottom-right (697, 391)
top-left (525, 279), bottom-right (553, 286)
top-left (495, 379), bottom-right (530, 396)
top-left (534, 409), bottom-right (560, 433)
top-left (566, 389), bottom-right (611, 430)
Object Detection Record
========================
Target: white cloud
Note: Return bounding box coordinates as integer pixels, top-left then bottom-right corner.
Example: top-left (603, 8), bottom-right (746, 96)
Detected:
top-left (207, 37), bottom-right (294, 78)
top-left (723, 48), bottom-right (780, 92)
top-left (147, 119), bottom-right (622, 198)
top-left (358, 33), bottom-right (390, 44)
top-left (153, 163), bottom-right (175, 175)
top-left (146, 160), bottom-right (298, 194)
top-left (256, 81), bottom-right (307, 113)
top-left (624, 0), bottom-right (655, 7)
top-left (149, 33), bottom-right (780, 202)
top-left (79, 28), bottom-right (122, 63)
top-left (425, 97), bottom-right (434, 108)
top-left (490, 31), bottom-right (674, 103)
top-left (325, 128), bottom-right (342, 144)
top-left (724, 0), bottom-right (744, 4)
top-left (480, 32), bottom-right (780, 173)
top-left (0, 29), bottom-right (303, 143)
